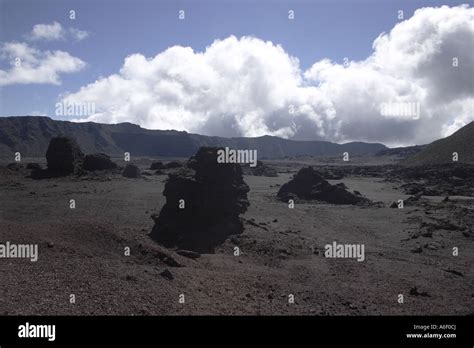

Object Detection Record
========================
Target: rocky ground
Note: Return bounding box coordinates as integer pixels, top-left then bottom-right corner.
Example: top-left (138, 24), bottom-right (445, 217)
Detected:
top-left (0, 156), bottom-right (472, 315)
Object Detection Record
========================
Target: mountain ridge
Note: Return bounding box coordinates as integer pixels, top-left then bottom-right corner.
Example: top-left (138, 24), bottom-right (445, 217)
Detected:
top-left (0, 116), bottom-right (388, 159)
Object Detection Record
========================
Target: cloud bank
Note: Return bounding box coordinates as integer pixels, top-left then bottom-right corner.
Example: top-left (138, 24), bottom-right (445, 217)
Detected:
top-left (63, 5), bottom-right (473, 145)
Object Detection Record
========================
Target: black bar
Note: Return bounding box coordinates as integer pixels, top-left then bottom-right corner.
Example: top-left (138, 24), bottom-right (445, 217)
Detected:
top-left (0, 316), bottom-right (472, 345)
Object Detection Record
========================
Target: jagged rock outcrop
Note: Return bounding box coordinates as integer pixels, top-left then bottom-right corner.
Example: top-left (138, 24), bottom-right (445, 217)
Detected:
top-left (277, 166), bottom-right (371, 205)
top-left (151, 147), bottom-right (250, 253)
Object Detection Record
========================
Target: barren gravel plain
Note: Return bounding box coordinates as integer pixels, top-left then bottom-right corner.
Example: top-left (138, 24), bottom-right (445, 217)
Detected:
top-left (0, 156), bottom-right (472, 315)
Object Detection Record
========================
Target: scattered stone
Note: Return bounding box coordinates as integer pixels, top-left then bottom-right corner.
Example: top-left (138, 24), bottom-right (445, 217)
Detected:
top-left (277, 167), bottom-right (371, 205)
top-left (165, 161), bottom-right (183, 169)
top-left (26, 163), bottom-right (41, 171)
top-left (411, 246), bottom-right (422, 253)
top-left (46, 136), bottom-right (84, 174)
top-left (150, 161), bottom-right (165, 170)
top-left (405, 193), bottom-right (423, 205)
top-left (400, 182), bottom-right (424, 195)
top-left (83, 153), bottom-right (117, 171)
top-left (159, 269), bottom-right (174, 280)
top-left (389, 201), bottom-right (399, 208)
top-left (242, 161), bottom-right (278, 177)
top-left (443, 269), bottom-right (464, 277)
top-left (388, 164), bottom-right (474, 197)
top-left (353, 190), bottom-right (361, 196)
top-left (409, 287), bottom-right (430, 297)
top-left (176, 249), bottom-right (201, 259)
top-left (6, 163), bottom-right (23, 171)
top-left (151, 147), bottom-right (250, 253)
top-left (122, 164), bottom-right (141, 178)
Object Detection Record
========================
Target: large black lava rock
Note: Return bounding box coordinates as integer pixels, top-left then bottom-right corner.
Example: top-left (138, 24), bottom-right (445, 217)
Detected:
top-left (277, 166), bottom-right (370, 205)
top-left (46, 136), bottom-right (84, 174)
top-left (83, 153), bottom-right (117, 171)
top-left (122, 164), bottom-right (141, 178)
top-left (151, 147), bottom-right (250, 253)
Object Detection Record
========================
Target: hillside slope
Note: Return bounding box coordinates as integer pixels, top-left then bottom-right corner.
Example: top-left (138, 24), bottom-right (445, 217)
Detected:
top-left (403, 122), bottom-right (474, 165)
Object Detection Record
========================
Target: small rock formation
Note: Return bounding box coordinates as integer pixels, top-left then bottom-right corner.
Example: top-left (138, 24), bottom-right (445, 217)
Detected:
top-left (26, 163), bottom-right (42, 171)
top-left (165, 161), bottom-right (183, 169)
top-left (6, 163), bottom-right (23, 171)
top-left (159, 269), bottom-right (174, 280)
top-left (151, 147), bottom-right (250, 253)
top-left (277, 166), bottom-right (370, 205)
top-left (83, 153), bottom-right (117, 171)
top-left (122, 164), bottom-right (141, 178)
top-left (389, 201), bottom-right (400, 208)
top-left (176, 249), bottom-right (201, 259)
top-left (243, 160), bottom-right (278, 177)
top-left (150, 161), bottom-right (165, 170)
top-left (46, 136), bottom-right (84, 174)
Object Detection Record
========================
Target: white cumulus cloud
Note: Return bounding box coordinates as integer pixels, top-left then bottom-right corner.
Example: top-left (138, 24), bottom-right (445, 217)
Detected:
top-left (28, 21), bottom-right (89, 42)
top-left (69, 28), bottom-right (89, 41)
top-left (63, 5), bottom-right (474, 146)
top-left (0, 42), bottom-right (86, 86)
top-left (29, 21), bottom-right (65, 41)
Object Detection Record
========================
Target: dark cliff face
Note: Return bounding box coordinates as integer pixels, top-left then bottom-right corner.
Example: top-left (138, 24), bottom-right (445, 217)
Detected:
top-left (0, 116), bottom-right (387, 159)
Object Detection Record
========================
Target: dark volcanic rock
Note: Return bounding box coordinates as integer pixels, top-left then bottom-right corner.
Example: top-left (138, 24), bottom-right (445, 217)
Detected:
top-left (277, 167), bottom-right (371, 205)
top-left (6, 163), bottom-right (23, 171)
top-left (388, 163), bottom-right (474, 197)
top-left (46, 136), bottom-right (84, 174)
top-left (400, 182), bottom-right (424, 195)
top-left (83, 153), bottom-right (117, 171)
top-left (26, 163), bottom-right (42, 171)
top-left (150, 161), bottom-right (165, 170)
top-left (122, 164), bottom-right (141, 178)
top-left (159, 269), bottom-right (174, 280)
top-left (176, 249), bottom-right (201, 259)
top-left (243, 161), bottom-right (278, 177)
top-left (165, 161), bottom-right (183, 169)
top-left (151, 147), bottom-right (250, 253)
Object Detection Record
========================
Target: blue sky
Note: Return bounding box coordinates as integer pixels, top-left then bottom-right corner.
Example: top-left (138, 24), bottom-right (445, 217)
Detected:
top-left (0, 0), bottom-right (472, 145)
